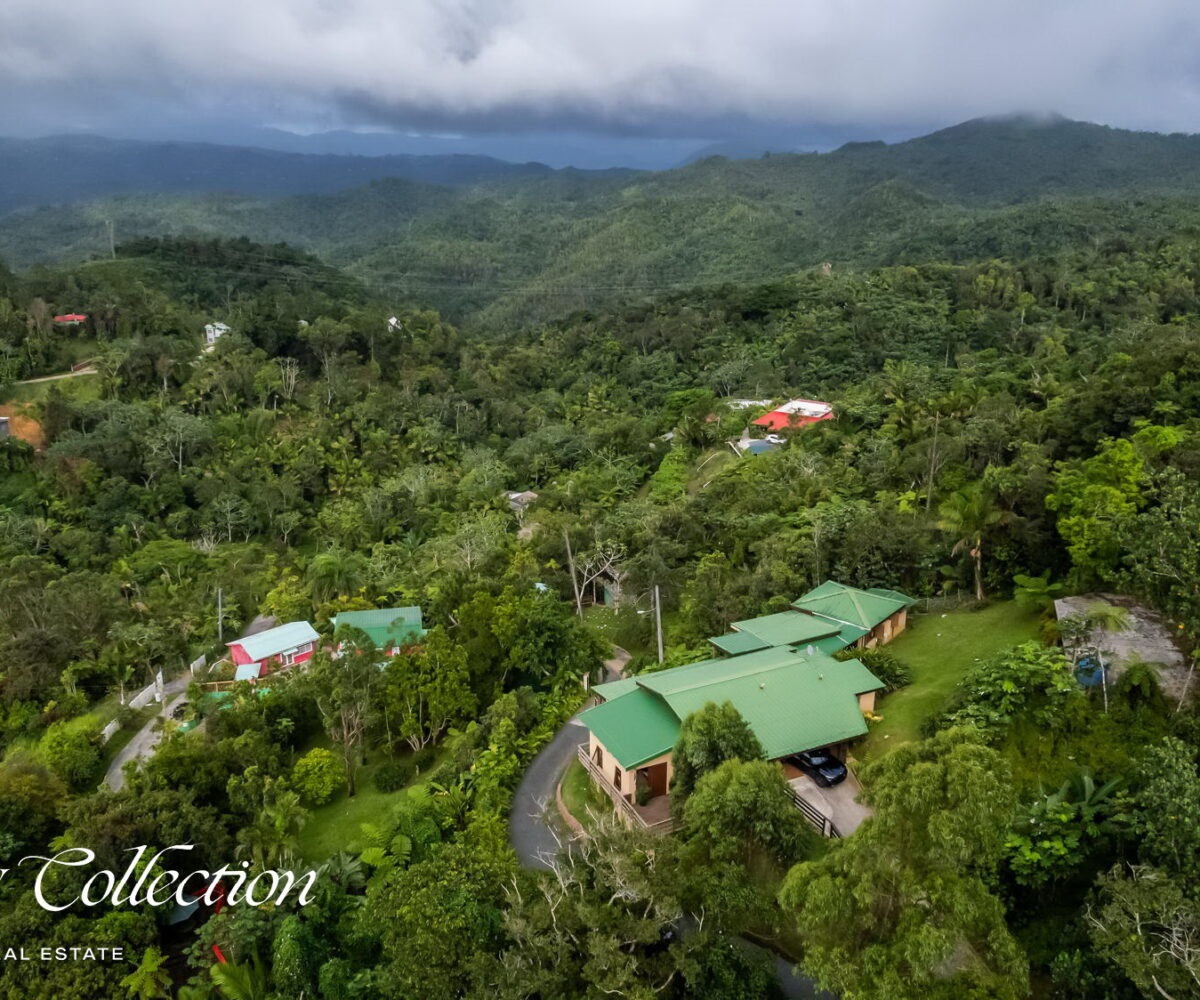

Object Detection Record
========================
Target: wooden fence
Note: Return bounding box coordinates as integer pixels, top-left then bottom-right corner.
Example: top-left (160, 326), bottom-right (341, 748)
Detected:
top-left (786, 784), bottom-right (841, 838)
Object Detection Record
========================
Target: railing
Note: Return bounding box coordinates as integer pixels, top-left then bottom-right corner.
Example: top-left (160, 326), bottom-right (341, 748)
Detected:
top-left (197, 678), bottom-right (246, 693)
top-left (576, 744), bottom-right (675, 833)
top-left (786, 784), bottom-right (841, 838)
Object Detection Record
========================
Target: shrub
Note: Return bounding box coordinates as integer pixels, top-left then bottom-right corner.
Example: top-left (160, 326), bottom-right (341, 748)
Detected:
top-left (374, 749), bottom-right (434, 793)
top-left (39, 719), bottom-right (102, 791)
top-left (291, 748), bottom-right (343, 805)
top-left (647, 448), bottom-right (691, 502)
top-left (835, 647), bottom-right (912, 692)
top-left (374, 760), bottom-right (412, 793)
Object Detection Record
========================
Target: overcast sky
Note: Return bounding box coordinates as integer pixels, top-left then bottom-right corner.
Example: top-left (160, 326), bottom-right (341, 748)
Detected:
top-left (2, 0), bottom-right (1199, 165)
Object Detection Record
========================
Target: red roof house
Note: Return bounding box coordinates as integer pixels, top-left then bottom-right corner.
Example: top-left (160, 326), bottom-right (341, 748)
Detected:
top-left (752, 398), bottom-right (834, 432)
top-left (53, 313), bottom-right (87, 324)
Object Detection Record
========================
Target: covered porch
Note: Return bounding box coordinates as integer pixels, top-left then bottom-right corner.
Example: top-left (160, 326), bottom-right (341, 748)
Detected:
top-left (577, 743), bottom-right (676, 832)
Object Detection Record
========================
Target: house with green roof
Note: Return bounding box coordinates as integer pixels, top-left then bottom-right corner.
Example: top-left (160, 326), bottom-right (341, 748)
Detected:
top-left (791, 581), bottom-right (914, 648)
top-left (707, 580), bottom-right (914, 659)
top-left (579, 644), bottom-right (885, 830)
top-left (579, 580), bottom-right (913, 830)
top-left (330, 607), bottom-right (425, 654)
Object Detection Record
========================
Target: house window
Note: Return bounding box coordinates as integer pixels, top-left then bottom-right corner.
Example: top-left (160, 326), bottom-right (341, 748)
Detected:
top-left (613, 766), bottom-right (622, 789)
top-left (593, 746), bottom-right (603, 767)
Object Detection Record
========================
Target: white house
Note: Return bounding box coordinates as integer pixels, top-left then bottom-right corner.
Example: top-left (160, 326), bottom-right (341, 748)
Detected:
top-left (204, 322), bottom-right (231, 351)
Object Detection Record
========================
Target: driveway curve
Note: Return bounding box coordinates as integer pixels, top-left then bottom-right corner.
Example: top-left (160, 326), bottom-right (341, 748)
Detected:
top-left (506, 645), bottom-right (832, 999)
top-left (508, 646), bottom-right (628, 868)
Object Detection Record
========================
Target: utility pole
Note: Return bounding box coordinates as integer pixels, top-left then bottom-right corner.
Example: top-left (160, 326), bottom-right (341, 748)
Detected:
top-left (654, 584), bottom-right (664, 664)
top-left (216, 587), bottom-right (224, 645)
top-left (106, 219), bottom-right (115, 259)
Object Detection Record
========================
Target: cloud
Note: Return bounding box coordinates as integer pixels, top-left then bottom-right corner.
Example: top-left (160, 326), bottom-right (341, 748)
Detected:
top-left (2, 0), bottom-right (1200, 137)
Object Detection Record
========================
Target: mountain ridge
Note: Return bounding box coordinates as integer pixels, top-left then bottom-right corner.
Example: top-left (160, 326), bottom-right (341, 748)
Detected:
top-left (7, 115), bottom-right (1200, 326)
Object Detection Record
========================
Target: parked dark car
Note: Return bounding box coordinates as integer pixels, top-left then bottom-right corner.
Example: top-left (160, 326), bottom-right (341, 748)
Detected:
top-left (786, 748), bottom-right (847, 787)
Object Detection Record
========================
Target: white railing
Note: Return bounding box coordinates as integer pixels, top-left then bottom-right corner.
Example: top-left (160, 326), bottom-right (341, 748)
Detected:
top-left (127, 681), bottom-right (158, 710)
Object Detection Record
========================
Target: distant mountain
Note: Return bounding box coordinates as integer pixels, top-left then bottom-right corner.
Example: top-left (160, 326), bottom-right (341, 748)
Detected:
top-left (6, 115), bottom-right (1200, 327)
top-left (0, 135), bottom-right (634, 214)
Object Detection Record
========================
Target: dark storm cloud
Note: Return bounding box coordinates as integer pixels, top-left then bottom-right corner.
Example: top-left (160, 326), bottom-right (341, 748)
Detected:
top-left (2, 0), bottom-right (1200, 139)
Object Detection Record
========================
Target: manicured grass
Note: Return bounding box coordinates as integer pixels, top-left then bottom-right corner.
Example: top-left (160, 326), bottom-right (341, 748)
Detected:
top-left (1, 372), bottom-right (100, 406)
top-left (583, 605), bottom-right (653, 657)
top-left (559, 758), bottom-right (613, 833)
top-left (297, 751), bottom-right (441, 862)
top-left (858, 600), bottom-right (1043, 763)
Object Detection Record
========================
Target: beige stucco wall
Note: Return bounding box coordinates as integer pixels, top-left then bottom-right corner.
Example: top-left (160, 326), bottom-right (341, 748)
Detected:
top-left (858, 690), bottom-right (877, 713)
top-left (587, 732), bottom-right (673, 800)
top-left (862, 608), bottom-right (908, 649)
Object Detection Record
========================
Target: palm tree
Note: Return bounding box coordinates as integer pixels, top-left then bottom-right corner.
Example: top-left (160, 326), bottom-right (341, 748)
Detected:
top-left (938, 486), bottom-right (1010, 601)
top-left (1084, 602), bottom-right (1131, 714)
top-left (119, 946), bottom-right (172, 1000)
top-left (307, 548), bottom-right (366, 603)
top-left (235, 816), bottom-right (275, 870)
top-left (263, 788), bottom-right (308, 867)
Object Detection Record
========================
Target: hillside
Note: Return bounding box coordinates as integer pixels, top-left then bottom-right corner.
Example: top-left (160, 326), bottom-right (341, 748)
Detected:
top-left (0, 134), bottom-right (621, 213)
top-left (6, 116), bottom-right (1200, 325)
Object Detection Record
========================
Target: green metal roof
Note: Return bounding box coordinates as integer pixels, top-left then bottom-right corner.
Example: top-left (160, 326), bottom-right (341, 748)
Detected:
top-left (591, 675), bottom-right (641, 701)
top-left (583, 646), bottom-right (883, 766)
top-left (791, 581), bottom-right (914, 630)
top-left (726, 611), bottom-right (842, 649)
top-left (800, 622), bottom-right (868, 655)
top-left (331, 607), bottom-right (425, 649)
top-left (710, 630), bottom-right (771, 655)
top-left (579, 688), bottom-right (681, 768)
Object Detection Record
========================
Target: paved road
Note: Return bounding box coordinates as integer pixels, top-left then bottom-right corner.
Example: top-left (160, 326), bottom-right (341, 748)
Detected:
top-left (18, 368), bottom-right (98, 384)
top-left (508, 646), bottom-right (628, 869)
top-left (103, 678), bottom-right (190, 791)
top-left (103, 617), bottom-right (277, 792)
top-left (506, 645), bottom-right (832, 999)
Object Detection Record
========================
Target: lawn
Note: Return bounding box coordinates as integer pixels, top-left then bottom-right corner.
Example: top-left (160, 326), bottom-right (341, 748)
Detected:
top-left (297, 751), bottom-right (442, 862)
top-left (1, 371), bottom-right (101, 406)
top-left (583, 605), bottom-right (653, 658)
top-left (559, 758), bottom-right (613, 833)
top-left (857, 600), bottom-right (1042, 763)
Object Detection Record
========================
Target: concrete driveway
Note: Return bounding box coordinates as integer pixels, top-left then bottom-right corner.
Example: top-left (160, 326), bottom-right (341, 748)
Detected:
top-left (788, 768), bottom-right (872, 836)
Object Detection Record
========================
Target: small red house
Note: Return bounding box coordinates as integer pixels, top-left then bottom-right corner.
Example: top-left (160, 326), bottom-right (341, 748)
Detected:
top-left (54, 313), bottom-right (87, 325)
top-left (226, 621), bottom-right (319, 681)
top-left (752, 398), bottom-right (833, 432)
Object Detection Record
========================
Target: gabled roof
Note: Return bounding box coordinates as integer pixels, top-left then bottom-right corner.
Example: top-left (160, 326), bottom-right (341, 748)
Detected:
top-left (331, 607), bottom-right (425, 649)
top-left (580, 688), bottom-right (680, 769)
top-left (229, 621), bottom-right (319, 661)
top-left (726, 611), bottom-right (842, 649)
top-left (710, 630), bottom-right (771, 656)
top-left (582, 646), bottom-right (883, 769)
top-left (792, 581), bottom-right (914, 630)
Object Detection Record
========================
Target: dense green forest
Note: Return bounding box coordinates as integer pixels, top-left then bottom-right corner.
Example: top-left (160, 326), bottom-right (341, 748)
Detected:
top-left (2, 137), bottom-right (1200, 1000)
top-left (9, 116), bottom-right (1200, 327)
